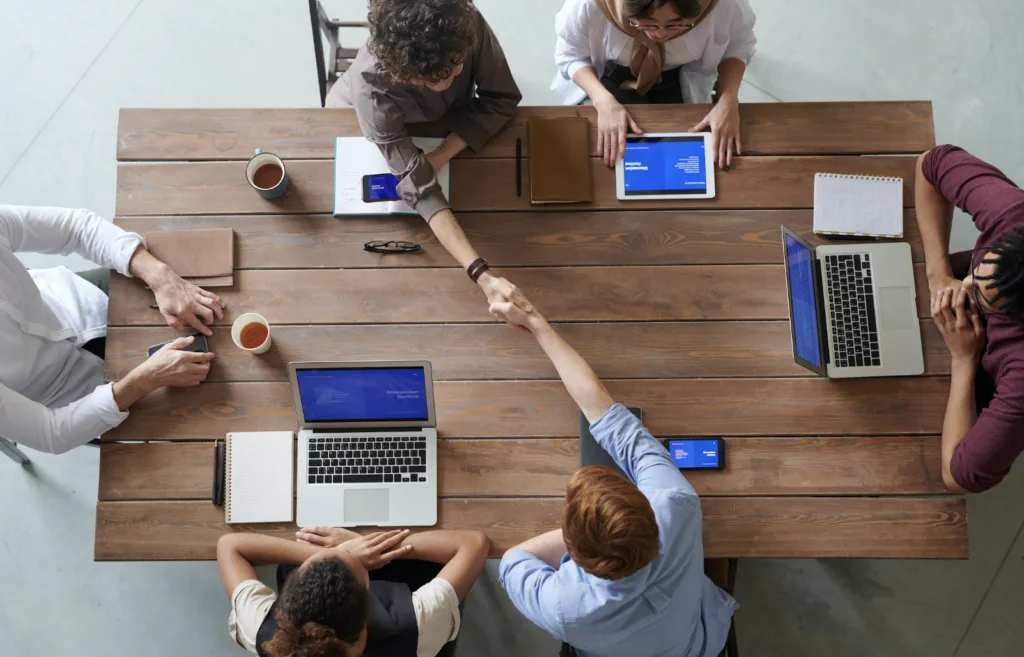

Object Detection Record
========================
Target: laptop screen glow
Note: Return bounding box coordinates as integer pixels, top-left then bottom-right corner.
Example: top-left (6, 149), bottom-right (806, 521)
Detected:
top-left (295, 367), bottom-right (429, 423)
top-left (785, 234), bottom-right (824, 368)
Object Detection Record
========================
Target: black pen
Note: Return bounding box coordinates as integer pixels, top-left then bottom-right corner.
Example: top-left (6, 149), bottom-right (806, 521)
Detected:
top-left (515, 137), bottom-right (522, 197)
top-left (213, 440), bottom-right (222, 504)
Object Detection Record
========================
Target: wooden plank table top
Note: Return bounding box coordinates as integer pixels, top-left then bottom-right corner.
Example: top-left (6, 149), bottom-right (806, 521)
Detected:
top-left (98, 102), bottom-right (968, 561)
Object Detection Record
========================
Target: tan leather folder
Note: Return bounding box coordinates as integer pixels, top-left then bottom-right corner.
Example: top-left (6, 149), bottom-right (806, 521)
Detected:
top-left (145, 228), bottom-right (234, 287)
top-left (528, 117), bottom-right (593, 204)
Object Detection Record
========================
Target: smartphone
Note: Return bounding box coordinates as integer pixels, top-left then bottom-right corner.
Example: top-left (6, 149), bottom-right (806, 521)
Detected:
top-left (362, 173), bottom-right (401, 203)
top-left (664, 438), bottom-right (725, 470)
top-left (147, 333), bottom-right (209, 357)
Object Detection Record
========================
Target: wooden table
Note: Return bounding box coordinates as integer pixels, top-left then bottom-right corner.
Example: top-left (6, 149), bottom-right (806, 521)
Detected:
top-left (97, 102), bottom-right (968, 561)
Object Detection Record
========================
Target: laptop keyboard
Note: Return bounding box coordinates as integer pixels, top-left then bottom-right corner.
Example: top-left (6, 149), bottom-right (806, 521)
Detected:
top-left (824, 254), bottom-right (882, 368)
top-left (308, 435), bottom-right (428, 485)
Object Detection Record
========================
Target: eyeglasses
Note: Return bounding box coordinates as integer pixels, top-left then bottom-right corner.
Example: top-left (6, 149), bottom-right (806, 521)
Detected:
top-left (628, 17), bottom-right (696, 33)
top-left (364, 240), bottom-right (421, 254)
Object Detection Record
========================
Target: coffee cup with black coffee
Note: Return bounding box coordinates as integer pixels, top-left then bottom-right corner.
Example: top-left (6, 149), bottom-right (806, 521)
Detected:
top-left (246, 148), bottom-right (289, 199)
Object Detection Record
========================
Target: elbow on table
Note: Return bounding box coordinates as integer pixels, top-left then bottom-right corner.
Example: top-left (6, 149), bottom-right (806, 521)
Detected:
top-left (466, 529), bottom-right (491, 561)
top-left (941, 461), bottom-right (969, 494)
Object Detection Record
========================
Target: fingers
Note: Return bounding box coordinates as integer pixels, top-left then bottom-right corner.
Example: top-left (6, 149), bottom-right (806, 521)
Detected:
top-left (489, 301), bottom-right (514, 315)
top-left (163, 336), bottom-right (195, 352)
top-left (166, 315), bottom-right (185, 333)
top-left (938, 288), bottom-right (955, 326)
top-left (711, 129), bottom-right (722, 168)
top-left (181, 309), bottom-right (213, 337)
top-left (618, 120), bottom-right (627, 163)
top-left (725, 136), bottom-right (735, 168)
top-left (373, 529), bottom-right (410, 553)
top-left (627, 113), bottom-right (643, 135)
top-left (691, 117), bottom-right (710, 133)
top-left (181, 350), bottom-right (216, 363)
top-left (736, 132), bottom-right (742, 156)
top-left (295, 531), bottom-right (328, 546)
top-left (971, 312), bottom-right (984, 338)
top-left (377, 544), bottom-right (414, 565)
top-left (510, 288), bottom-right (532, 312)
top-left (192, 302), bottom-right (215, 327)
top-left (718, 132), bottom-right (727, 169)
top-left (953, 289), bottom-right (970, 329)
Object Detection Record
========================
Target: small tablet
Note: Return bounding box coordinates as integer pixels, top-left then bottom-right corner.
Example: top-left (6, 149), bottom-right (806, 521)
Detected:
top-left (615, 132), bottom-right (715, 200)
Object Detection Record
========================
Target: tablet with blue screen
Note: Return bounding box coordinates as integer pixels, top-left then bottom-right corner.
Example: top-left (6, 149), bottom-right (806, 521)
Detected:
top-left (615, 133), bottom-right (715, 200)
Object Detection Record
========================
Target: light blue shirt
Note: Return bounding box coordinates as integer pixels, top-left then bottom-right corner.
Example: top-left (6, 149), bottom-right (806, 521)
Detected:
top-left (498, 404), bottom-right (737, 657)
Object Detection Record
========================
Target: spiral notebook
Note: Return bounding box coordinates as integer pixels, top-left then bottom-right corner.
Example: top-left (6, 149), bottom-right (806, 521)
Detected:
top-left (813, 173), bottom-right (904, 238)
top-left (225, 431), bottom-right (294, 524)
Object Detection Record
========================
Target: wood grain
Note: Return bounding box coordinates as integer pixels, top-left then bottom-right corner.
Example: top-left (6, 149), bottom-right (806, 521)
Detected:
top-left (94, 496), bottom-right (967, 560)
top-left (104, 322), bottom-right (951, 383)
top-left (101, 378), bottom-right (949, 442)
top-left (115, 156), bottom-right (917, 216)
top-left (113, 209), bottom-right (927, 269)
top-left (97, 436), bottom-right (946, 501)
top-left (107, 264), bottom-right (937, 327)
top-left (107, 265), bottom-right (792, 326)
top-left (116, 103), bottom-right (935, 161)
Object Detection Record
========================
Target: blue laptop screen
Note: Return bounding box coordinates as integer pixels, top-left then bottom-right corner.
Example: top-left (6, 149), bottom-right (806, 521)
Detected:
top-left (296, 367), bottom-right (429, 423)
top-left (785, 234), bottom-right (824, 368)
top-left (623, 136), bottom-right (707, 195)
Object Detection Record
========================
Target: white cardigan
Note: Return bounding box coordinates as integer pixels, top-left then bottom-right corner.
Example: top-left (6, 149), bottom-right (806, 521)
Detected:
top-left (552, 0), bottom-right (757, 105)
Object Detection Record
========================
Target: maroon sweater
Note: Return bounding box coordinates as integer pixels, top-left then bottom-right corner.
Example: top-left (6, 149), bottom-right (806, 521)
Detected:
top-left (922, 145), bottom-right (1024, 492)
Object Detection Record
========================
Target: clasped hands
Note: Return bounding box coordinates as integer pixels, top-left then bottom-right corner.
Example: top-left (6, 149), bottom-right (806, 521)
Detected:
top-left (297, 526), bottom-right (414, 569)
top-left (930, 277), bottom-right (986, 366)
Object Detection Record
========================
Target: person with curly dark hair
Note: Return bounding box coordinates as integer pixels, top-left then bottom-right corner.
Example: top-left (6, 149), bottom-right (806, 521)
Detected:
top-left (329, 0), bottom-right (526, 316)
top-left (915, 145), bottom-right (1024, 494)
top-left (218, 527), bottom-right (489, 657)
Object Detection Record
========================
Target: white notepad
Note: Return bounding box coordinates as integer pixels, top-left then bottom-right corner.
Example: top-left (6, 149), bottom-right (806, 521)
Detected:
top-left (225, 431), bottom-right (294, 524)
top-left (334, 137), bottom-right (450, 216)
top-left (813, 173), bottom-right (904, 238)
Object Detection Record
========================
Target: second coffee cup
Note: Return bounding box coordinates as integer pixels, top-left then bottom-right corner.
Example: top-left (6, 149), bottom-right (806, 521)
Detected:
top-left (232, 313), bottom-right (272, 354)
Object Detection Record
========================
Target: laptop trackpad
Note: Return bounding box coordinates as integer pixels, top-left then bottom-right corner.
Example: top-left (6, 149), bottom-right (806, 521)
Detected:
top-left (878, 287), bottom-right (915, 330)
top-left (345, 489), bottom-right (390, 524)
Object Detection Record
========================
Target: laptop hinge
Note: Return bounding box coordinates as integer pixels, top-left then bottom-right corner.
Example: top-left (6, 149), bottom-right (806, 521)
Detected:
top-left (814, 257), bottom-right (831, 367)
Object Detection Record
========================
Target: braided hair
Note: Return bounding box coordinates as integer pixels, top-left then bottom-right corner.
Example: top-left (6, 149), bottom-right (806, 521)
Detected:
top-left (976, 226), bottom-right (1024, 322)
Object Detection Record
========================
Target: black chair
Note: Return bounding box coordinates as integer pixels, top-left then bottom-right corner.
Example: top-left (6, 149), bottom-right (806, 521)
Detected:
top-left (307, 0), bottom-right (367, 107)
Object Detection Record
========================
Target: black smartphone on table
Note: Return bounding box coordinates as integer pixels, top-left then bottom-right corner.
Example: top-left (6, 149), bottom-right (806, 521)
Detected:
top-left (147, 333), bottom-right (209, 357)
top-left (361, 173), bottom-right (401, 203)
top-left (664, 438), bottom-right (725, 470)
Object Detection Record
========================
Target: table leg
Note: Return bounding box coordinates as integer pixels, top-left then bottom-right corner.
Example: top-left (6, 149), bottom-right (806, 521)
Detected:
top-left (0, 437), bottom-right (30, 465)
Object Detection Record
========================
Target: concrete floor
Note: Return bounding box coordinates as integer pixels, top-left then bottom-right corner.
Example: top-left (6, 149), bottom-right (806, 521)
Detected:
top-left (2, 1), bottom-right (1023, 655)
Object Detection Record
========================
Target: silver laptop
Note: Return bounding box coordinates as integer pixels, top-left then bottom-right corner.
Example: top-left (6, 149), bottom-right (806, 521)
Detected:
top-left (289, 361), bottom-right (438, 527)
top-left (781, 226), bottom-right (923, 378)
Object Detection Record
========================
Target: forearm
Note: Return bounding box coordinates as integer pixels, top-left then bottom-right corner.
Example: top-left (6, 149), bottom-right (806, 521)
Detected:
top-left (940, 360), bottom-right (977, 492)
top-left (915, 152), bottom-right (955, 282)
top-left (529, 317), bottom-right (614, 422)
top-left (716, 58), bottom-right (746, 101)
top-left (217, 533), bottom-right (323, 598)
top-left (111, 365), bottom-right (156, 411)
top-left (508, 529), bottom-right (566, 569)
top-left (127, 246), bottom-right (175, 289)
top-left (426, 209), bottom-right (482, 269)
top-left (406, 530), bottom-right (490, 601)
top-left (402, 529), bottom-right (483, 564)
top-left (572, 65), bottom-right (616, 108)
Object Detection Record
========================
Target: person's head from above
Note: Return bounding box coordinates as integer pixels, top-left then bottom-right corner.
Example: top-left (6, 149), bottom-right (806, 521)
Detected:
top-left (963, 227), bottom-right (1024, 323)
top-left (368, 0), bottom-right (478, 92)
top-left (562, 465), bottom-right (660, 580)
top-left (263, 550), bottom-right (371, 657)
top-left (624, 0), bottom-right (703, 44)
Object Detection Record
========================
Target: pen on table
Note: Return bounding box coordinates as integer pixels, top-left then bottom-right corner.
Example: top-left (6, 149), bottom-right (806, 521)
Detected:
top-left (515, 137), bottom-right (522, 198)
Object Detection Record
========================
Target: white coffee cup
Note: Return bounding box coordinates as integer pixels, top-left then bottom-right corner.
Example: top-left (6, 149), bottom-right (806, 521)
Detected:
top-left (231, 313), bottom-right (272, 354)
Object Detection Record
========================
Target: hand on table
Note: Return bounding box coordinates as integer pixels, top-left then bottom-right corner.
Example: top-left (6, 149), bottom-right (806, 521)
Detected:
top-left (139, 336), bottom-right (216, 388)
top-left (594, 97), bottom-right (643, 167)
top-left (928, 275), bottom-right (966, 308)
top-left (932, 287), bottom-right (985, 364)
top-left (690, 96), bottom-right (742, 168)
top-left (150, 268), bottom-right (226, 336)
top-left (296, 527), bottom-right (413, 569)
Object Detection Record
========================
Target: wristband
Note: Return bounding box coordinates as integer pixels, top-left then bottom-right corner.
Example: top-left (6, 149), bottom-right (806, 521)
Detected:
top-left (467, 258), bottom-right (490, 282)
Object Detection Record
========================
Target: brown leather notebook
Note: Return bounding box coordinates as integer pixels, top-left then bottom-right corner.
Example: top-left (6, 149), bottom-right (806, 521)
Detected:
top-left (528, 117), bottom-right (592, 204)
top-left (145, 228), bottom-right (234, 287)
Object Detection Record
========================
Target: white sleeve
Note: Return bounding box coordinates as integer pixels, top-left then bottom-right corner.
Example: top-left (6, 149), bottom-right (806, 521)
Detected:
top-left (723, 0), bottom-right (757, 64)
top-left (554, 0), bottom-right (596, 81)
top-left (0, 205), bottom-right (142, 276)
top-left (412, 578), bottom-right (461, 657)
top-left (0, 382), bottom-right (128, 454)
top-left (228, 580), bottom-right (278, 655)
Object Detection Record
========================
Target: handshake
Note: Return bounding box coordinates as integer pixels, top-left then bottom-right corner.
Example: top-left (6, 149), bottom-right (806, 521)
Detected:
top-left (476, 271), bottom-right (544, 332)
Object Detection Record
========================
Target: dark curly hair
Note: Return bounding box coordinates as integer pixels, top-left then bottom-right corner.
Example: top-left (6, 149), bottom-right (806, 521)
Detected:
top-left (262, 557), bottom-right (369, 657)
top-left (976, 226), bottom-right (1024, 322)
top-left (368, 0), bottom-right (479, 84)
top-left (625, 0), bottom-right (702, 19)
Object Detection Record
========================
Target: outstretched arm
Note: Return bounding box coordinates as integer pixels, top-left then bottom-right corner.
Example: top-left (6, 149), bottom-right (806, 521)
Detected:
top-left (488, 302), bottom-right (613, 422)
top-left (915, 150), bottom-right (957, 296)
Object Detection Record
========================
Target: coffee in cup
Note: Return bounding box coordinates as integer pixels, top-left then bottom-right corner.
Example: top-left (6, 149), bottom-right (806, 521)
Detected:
top-left (246, 148), bottom-right (289, 199)
top-left (231, 313), bottom-right (272, 354)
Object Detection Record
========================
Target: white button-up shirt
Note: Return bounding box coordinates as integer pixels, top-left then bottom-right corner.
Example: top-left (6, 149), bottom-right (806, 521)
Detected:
top-left (552, 0), bottom-right (757, 105)
top-left (0, 205), bottom-right (143, 454)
